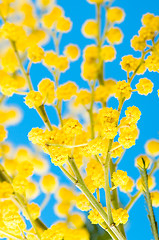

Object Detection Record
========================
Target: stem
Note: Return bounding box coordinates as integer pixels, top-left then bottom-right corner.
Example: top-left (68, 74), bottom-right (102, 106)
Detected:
top-left (41, 194), bottom-right (51, 211)
top-left (142, 167), bottom-right (159, 240)
top-left (88, 80), bottom-right (96, 139)
top-left (60, 166), bottom-right (77, 184)
top-left (36, 105), bottom-right (53, 131)
top-left (125, 191), bottom-right (141, 211)
top-left (104, 139), bottom-right (114, 226)
top-left (0, 230), bottom-right (24, 240)
top-left (68, 157), bottom-right (126, 240)
top-left (46, 143), bottom-right (88, 148)
top-left (96, 188), bottom-right (100, 203)
top-left (96, 3), bottom-right (104, 85)
top-left (10, 41), bottom-right (33, 91)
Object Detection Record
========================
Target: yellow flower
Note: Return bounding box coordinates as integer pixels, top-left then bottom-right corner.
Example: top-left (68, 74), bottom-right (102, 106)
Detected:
top-left (111, 170), bottom-right (129, 187)
top-left (145, 139), bottom-right (159, 156)
top-left (125, 106), bottom-right (141, 123)
top-left (27, 45), bottom-right (44, 63)
top-left (40, 174), bottom-right (58, 193)
top-left (131, 35), bottom-right (146, 51)
top-left (151, 191), bottom-right (159, 207)
top-left (88, 208), bottom-right (106, 224)
top-left (1, 48), bottom-right (19, 73)
top-left (24, 203), bottom-right (41, 220)
top-left (74, 89), bottom-right (91, 106)
top-left (42, 6), bottom-right (64, 28)
top-left (0, 125), bottom-right (7, 142)
top-left (112, 208), bottom-right (129, 225)
top-left (64, 44), bottom-right (80, 61)
top-left (55, 201), bottom-right (71, 217)
top-left (118, 127), bottom-right (139, 149)
top-left (38, 78), bottom-right (55, 104)
top-left (43, 51), bottom-right (58, 67)
top-left (82, 20), bottom-right (98, 38)
top-left (26, 181), bottom-right (39, 200)
top-left (115, 80), bottom-right (132, 100)
top-left (56, 16), bottom-right (72, 33)
top-left (56, 55), bottom-right (70, 72)
top-left (135, 78), bottom-right (154, 95)
top-left (76, 194), bottom-right (91, 211)
top-left (12, 175), bottom-right (29, 195)
top-left (0, 181), bottom-right (13, 198)
top-left (135, 155), bottom-right (151, 169)
top-left (119, 177), bottom-right (134, 193)
top-left (101, 45), bottom-right (116, 62)
top-left (136, 176), bottom-right (156, 191)
top-left (69, 213), bottom-right (84, 228)
top-left (111, 142), bottom-right (124, 158)
top-left (17, 160), bottom-right (34, 178)
top-left (120, 55), bottom-right (138, 72)
top-left (106, 27), bottom-right (123, 44)
top-left (1, 22), bottom-right (26, 42)
top-left (56, 82), bottom-right (77, 100)
top-left (24, 91), bottom-right (43, 108)
top-left (87, 0), bottom-right (106, 4)
top-left (107, 7), bottom-right (125, 23)
top-left (83, 45), bottom-right (98, 62)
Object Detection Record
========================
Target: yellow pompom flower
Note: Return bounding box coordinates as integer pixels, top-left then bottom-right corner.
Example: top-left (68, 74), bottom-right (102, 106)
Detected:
top-left (3, 158), bottom-right (17, 176)
top-left (17, 160), bottom-right (34, 178)
top-left (26, 181), bottom-right (39, 200)
top-left (83, 45), bottom-right (98, 62)
top-left (62, 118), bottom-right (83, 135)
top-left (32, 156), bottom-right (49, 175)
top-left (131, 35), bottom-right (146, 51)
top-left (56, 82), bottom-right (77, 100)
top-left (42, 6), bottom-right (64, 28)
top-left (38, 78), bottom-right (55, 104)
top-left (69, 213), bottom-right (84, 228)
top-left (76, 194), bottom-right (91, 211)
top-left (107, 7), bottom-right (125, 23)
top-left (41, 223), bottom-right (67, 240)
top-left (1, 48), bottom-right (19, 73)
top-left (87, 0), bottom-right (105, 4)
top-left (82, 20), bottom-right (98, 38)
top-left (43, 51), bottom-right (58, 68)
top-left (55, 201), bottom-right (71, 217)
top-left (135, 155), bottom-right (151, 169)
top-left (112, 208), bottom-right (129, 226)
top-left (135, 78), bottom-right (153, 95)
top-left (57, 186), bottom-right (75, 202)
top-left (106, 27), bottom-right (123, 44)
top-left (118, 127), bottom-right (139, 149)
top-left (12, 175), bottom-right (29, 195)
top-left (0, 181), bottom-right (13, 198)
top-left (119, 177), bottom-right (134, 193)
top-left (55, 55), bottom-right (69, 72)
top-left (56, 16), bottom-right (72, 33)
top-left (150, 191), bottom-right (159, 207)
top-left (74, 89), bottom-right (91, 106)
top-left (101, 45), bottom-right (116, 62)
top-left (86, 159), bottom-right (105, 188)
top-left (41, 174), bottom-right (58, 193)
top-left (24, 91), bottom-right (43, 108)
top-left (1, 22), bottom-right (26, 42)
top-left (111, 142), bottom-right (124, 158)
top-left (120, 55), bottom-right (138, 72)
top-left (136, 176), bottom-right (156, 191)
top-left (145, 139), bottom-right (159, 156)
top-left (125, 106), bottom-right (141, 123)
top-left (88, 208), bottom-right (106, 224)
top-left (23, 203), bottom-right (41, 220)
top-left (64, 44), bottom-right (80, 61)
top-left (111, 170), bottom-right (129, 187)
top-left (84, 137), bottom-right (109, 156)
top-left (28, 45), bottom-right (44, 63)
top-left (0, 125), bottom-right (7, 142)
top-left (81, 61), bottom-right (98, 81)
top-left (3, 211), bottom-right (26, 235)
top-left (84, 176), bottom-right (96, 193)
top-left (115, 80), bottom-right (132, 100)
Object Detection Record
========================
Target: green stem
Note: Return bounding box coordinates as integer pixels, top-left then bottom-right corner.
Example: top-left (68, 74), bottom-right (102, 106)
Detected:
top-left (104, 139), bottom-right (114, 226)
top-left (60, 166), bottom-right (77, 184)
top-left (10, 41), bottom-right (33, 91)
top-left (0, 230), bottom-right (24, 240)
top-left (68, 157), bottom-right (126, 240)
top-left (142, 167), bottom-right (159, 240)
top-left (88, 80), bottom-right (96, 139)
top-left (125, 191), bottom-right (141, 211)
top-left (96, 3), bottom-right (104, 85)
top-left (36, 105), bottom-right (53, 131)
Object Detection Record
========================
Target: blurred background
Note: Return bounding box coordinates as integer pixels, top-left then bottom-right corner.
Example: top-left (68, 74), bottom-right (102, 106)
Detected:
top-left (6, 0), bottom-right (159, 239)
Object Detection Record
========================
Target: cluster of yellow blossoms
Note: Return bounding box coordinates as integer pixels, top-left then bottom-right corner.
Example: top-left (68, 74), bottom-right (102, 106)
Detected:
top-left (0, 0), bottom-right (159, 239)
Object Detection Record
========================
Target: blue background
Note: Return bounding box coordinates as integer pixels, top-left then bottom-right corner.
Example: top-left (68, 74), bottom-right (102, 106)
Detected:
top-left (6, 0), bottom-right (159, 239)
